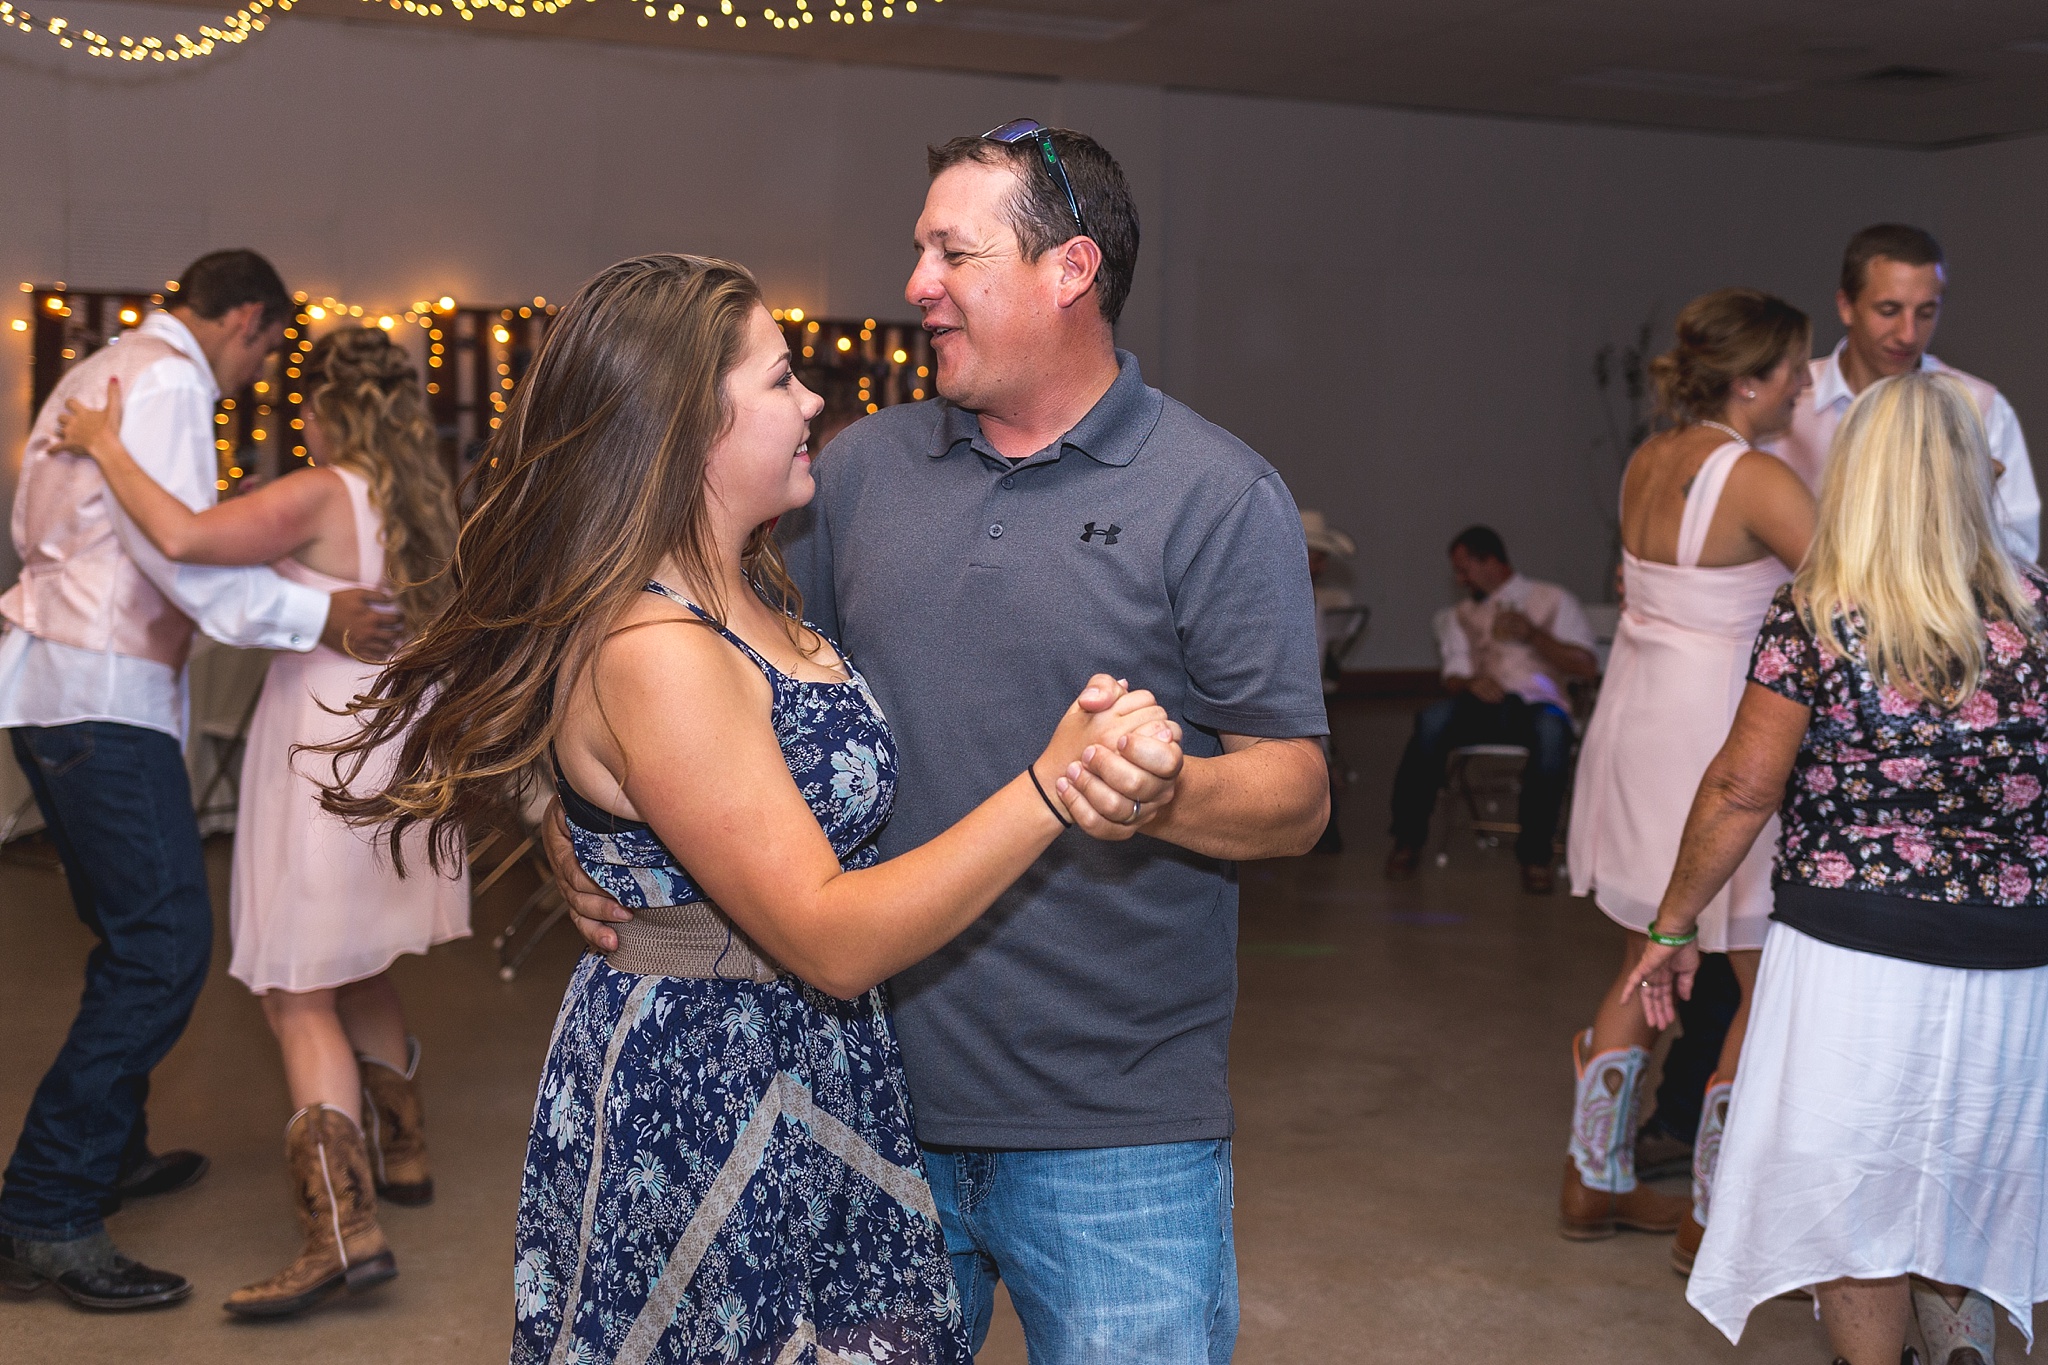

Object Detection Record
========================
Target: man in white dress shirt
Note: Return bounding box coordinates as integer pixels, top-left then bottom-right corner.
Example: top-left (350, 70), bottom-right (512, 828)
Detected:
top-left (0, 251), bottom-right (397, 1311)
top-left (1769, 223), bottom-right (2040, 561)
top-left (1386, 526), bottom-right (1598, 893)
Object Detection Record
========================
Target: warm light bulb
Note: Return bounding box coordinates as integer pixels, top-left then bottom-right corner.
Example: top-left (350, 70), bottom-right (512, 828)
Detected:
top-left (836, 337), bottom-right (853, 352)
top-left (492, 326), bottom-right (510, 343)
top-left (788, 308), bottom-right (804, 322)
top-left (119, 308), bottom-right (138, 325)
top-left (892, 348), bottom-right (907, 364)
top-left (437, 296), bottom-right (455, 311)
top-left (308, 305), bottom-right (326, 320)
top-left (378, 315), bottom-right (395, 330)
top-left (8, 320), bottom-right (24, 332)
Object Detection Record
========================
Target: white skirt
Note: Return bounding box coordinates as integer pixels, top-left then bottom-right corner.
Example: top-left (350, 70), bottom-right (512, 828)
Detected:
top-left (1688, 921), bottom-right (2048, 1346)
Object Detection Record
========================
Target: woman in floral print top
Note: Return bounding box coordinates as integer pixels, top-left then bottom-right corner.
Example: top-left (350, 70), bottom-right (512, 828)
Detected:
top-left (1626, 371), bottom-right (2048, 1364)
top-left (1749, 568), bottom-right (2048, 912)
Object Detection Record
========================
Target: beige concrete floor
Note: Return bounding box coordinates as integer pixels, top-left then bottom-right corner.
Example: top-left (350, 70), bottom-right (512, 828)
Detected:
top-left (0, 699), bottom-right (2039, 1362)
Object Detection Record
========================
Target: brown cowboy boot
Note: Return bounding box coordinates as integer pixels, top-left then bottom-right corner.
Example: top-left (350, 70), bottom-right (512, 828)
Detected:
top-left (223, 1104), bottom-right (397, 1318)
top-left (1560, 1030), bottom-right (1690, 1239)
top-left (360, 1037), bottom-right (434, 1207)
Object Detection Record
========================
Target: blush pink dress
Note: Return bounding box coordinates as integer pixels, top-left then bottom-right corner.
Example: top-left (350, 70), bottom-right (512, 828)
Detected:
top-left (228, 465), bottom-right (469, 994)
top-left (1567, 442), bottom-right (1789, 952)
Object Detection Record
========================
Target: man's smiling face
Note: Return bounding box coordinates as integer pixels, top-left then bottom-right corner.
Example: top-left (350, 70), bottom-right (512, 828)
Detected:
top-left (905, 159), bottom-right (1062, 414)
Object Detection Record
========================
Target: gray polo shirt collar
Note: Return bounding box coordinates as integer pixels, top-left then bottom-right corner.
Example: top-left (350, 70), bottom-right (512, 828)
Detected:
top-left (932, 349), bottom-right (1162, 468)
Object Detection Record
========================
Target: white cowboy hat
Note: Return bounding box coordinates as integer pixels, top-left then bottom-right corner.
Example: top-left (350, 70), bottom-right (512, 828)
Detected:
top-left (1300, 508), bottom-right (1356, 558)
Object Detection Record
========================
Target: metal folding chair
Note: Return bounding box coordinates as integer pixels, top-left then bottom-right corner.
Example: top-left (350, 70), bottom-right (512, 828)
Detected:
top-left (1443, 743), bottom-right (1531, 850)
top-left (0, 792), bottom-right (38, 849)
top-left (1320, 604), bottom-right (1371, 689)
top-left (193, 685), bottom-right (263, 831)
top-left (477, 774), bottom-right (568, 981)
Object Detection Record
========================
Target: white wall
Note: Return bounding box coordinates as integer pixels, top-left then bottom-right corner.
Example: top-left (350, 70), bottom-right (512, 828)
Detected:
top-left (0, 6), bottom-right (2031, 667)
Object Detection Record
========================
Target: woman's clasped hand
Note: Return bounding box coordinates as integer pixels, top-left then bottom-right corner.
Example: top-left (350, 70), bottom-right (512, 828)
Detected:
top-left (1038, 674), bottom-right (1184, 839)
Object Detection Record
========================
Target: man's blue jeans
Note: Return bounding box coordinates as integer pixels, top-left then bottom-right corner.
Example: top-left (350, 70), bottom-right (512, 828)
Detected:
top-left (923, 1140), bottom-right (1237, 1364)
top-left (1, 722), bottom-right (212, 1241)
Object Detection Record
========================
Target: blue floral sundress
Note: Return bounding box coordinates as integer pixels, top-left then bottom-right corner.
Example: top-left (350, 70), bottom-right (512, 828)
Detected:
top-left (510, 583), bottom-right (969, 1365)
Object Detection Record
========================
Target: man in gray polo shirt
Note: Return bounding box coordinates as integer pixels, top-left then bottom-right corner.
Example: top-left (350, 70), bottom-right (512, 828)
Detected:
top-left (560, 125), bottom-right (1328, 1362)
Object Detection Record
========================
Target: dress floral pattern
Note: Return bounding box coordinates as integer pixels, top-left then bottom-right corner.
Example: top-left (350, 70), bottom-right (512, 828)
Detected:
top-left (510, 584), bottom-right (969, 1365)
top-left (1747, 568), bottom-right (2048, 906)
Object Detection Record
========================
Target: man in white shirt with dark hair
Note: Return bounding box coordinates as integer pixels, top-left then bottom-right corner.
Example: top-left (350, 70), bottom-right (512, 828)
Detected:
top-left (1769, 222), bottom-right (2040, 561)
top-left (0, 250), bottom-right (398, 1311)
top-left (1386, 525), bottom-right (1597, 893)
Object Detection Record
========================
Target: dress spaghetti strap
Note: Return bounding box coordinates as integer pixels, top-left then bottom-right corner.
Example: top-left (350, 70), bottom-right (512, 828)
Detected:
top-left (642, 580), bottom-right (780, 677)
top-left (641, 580), bottom-right (852, 685)
top-left (1674, 442), bottom-right (1749, 569)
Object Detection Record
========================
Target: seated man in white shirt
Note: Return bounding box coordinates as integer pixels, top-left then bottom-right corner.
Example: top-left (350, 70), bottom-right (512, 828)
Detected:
top-left (0, 251), bottom-right (398, 1311)
top-left (1386, 526), bottom-right (1597, 893)
top-left (1768, 222), bottom-right (2040, 561)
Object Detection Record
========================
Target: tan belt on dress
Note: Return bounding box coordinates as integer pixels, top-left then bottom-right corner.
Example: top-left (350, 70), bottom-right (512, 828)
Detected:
top-left (604, 900), bottom-right (781, 982)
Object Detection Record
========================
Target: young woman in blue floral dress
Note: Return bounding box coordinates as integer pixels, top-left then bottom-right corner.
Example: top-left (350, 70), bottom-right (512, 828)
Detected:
top-left (321, 255), bottom-right (1182, 1365)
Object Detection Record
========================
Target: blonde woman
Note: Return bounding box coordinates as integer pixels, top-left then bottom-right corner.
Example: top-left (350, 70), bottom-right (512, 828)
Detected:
top-left (54, 328), bottom-right (467, 1318)
top-left (1631, 372), bottom-right (2048, 1365)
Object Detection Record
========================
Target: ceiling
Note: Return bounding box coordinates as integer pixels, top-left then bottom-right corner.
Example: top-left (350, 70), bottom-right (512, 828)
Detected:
top-left (128, 0), bottom-right (2048, 148)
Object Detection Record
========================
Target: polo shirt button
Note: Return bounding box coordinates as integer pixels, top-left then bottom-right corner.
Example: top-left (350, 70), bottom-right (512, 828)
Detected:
top-left (1001, 476), bottom-right (1015, 489)
top-left (988, 524), bottom-right (1003, 539)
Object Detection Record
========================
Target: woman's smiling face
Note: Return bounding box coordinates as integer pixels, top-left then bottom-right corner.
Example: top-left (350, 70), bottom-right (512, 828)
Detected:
top-left (705, 303), bottom-right (825, 531)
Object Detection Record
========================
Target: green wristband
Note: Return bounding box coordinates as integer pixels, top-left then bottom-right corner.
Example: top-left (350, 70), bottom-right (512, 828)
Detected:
top-left (1645, 924), bottom-right (1698, 948)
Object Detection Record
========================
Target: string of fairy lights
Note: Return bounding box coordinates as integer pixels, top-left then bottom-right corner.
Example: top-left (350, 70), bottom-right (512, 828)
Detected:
top-left (0, 0), bottom-right (936, 60)
top-left (17, 284), bottom-right (933, 495)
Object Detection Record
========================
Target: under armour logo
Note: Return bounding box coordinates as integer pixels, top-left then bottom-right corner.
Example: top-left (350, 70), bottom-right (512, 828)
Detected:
top-left (1080, 522), bottom-right (1122, 545)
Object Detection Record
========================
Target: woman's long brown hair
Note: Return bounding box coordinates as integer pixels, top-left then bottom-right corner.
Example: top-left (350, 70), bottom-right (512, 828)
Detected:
top-left (304, 327), bottom-right (457, 627)
top-left (317, 254), bottom-right (800, 874)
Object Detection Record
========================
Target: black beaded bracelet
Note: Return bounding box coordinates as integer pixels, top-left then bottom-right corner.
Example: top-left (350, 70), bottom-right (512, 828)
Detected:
top-left (1026, 765), bottom-right (1072, 829)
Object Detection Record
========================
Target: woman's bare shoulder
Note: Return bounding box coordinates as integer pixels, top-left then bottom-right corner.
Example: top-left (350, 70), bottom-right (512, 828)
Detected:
top-left (593, 596), bottom-right (765, 713)
top-left (237, 463), bottom-right (347, 511)
top-left (1726, 448), bottom-right (1814, 503)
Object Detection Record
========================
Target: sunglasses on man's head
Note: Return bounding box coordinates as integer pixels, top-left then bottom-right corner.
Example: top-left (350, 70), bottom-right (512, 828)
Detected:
top-left (980, 118), bottom-right (1089, 240)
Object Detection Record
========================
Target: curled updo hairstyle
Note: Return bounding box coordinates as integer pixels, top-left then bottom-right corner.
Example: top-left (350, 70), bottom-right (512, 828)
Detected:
top-left (303, 327), bottom-right (457, 628)
top-left (1649, 288), bottom-right (1812, 424)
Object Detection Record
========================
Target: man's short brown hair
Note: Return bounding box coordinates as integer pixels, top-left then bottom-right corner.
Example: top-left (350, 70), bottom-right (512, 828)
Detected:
top-left (1840, 224), bottom-right (1944, 302)
top-left (927, 127), bottom-right (1140, 326)
top-left (172, 249), bottom-right (293, 329)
